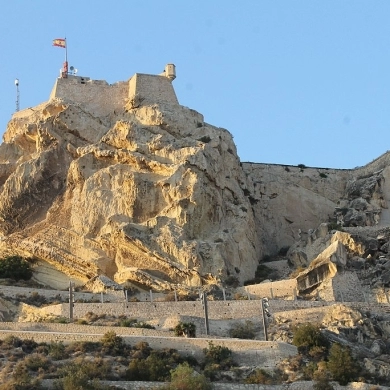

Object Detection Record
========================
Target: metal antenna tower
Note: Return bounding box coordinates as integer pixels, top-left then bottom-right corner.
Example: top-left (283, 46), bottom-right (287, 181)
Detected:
top-left (15, 79), bottom-right (19, 112)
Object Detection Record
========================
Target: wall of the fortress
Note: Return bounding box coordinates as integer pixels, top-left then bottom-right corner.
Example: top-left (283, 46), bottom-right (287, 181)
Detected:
top-left (242, 153), bottom-right (390, 255)
top-left (242, 163), bottom-right (352, 254)
top-left (354, 150), bottom-right (390, 177)
top-left (128, 73), bottom-right (179, 105)
top-left (41, 299), bottom-right (335, 325)
top-left (0, 285), bottom-right (123, 302)
top-left (239, 279), bottom-right (297, 299)
top-left (49, 77), bottom-right (128, 117)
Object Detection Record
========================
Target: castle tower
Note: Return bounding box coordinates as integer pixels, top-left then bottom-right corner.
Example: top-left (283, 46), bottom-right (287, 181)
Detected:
top-left (164, 64), bottom-right (176, 81)
top-left (129, 64), bottom-right (179, 105)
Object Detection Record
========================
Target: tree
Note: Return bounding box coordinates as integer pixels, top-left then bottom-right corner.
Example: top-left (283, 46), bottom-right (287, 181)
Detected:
top-left (174, 322), bottom-right (196, 338)
top-left (203, 342), bottom-right (232, 366)
top-left (100, 331), bottom-right (126, 355)
top-left (245, 368), bottom-right (274, 384)
top-left (292, 323), bottom-right (329, 355)
top-left (166, 363), bottom-right (212, 390)
top-left (0, 256), bottom-right (33, 280)
top-left (327, 343), bottom-right (360, 385)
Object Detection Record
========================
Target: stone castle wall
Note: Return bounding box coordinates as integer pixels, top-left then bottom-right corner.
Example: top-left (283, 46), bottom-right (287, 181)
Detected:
top-left (128, 73), bottom-right (178, 105)
top-left (354, 150), bottom-right (390, 177)
top-left (239, 279), bottom-right (297, 299)
top-left (11, 68), bottom-right (179, 124)
top-left (49, 78), bottom-right (129, 117)
top-left (40, 299), bottom-right (334, 322)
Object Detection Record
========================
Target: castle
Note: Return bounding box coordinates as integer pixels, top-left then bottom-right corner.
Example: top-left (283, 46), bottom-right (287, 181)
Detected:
top-left (48, 63), bottom-right (179, 117)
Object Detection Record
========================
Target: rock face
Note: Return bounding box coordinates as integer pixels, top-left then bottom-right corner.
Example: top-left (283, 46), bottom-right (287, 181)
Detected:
top-left (0, 71), bottom-right (260, 289)
top-left (243, 155), bottom-right (390, 255)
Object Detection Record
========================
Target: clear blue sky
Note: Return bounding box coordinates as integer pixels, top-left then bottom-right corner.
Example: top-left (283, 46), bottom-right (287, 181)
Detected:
top-left (1, 1), bottom-right (389, 169)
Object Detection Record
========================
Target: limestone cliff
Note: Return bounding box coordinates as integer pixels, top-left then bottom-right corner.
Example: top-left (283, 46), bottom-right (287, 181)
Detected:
top-left (243, 153), bottom-right (390, 255)
top-left (0, 92), bottom-right (259, 289)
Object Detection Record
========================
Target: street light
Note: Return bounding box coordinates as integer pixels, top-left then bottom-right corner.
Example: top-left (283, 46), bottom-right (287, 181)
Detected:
top-left (261, 297), bottom-right (271, 341)
top-left (15, 79), bottom-right (20, 112)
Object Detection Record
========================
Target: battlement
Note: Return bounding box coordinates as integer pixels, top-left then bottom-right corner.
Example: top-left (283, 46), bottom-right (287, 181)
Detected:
top-left (49, 64), bottom-right (178, 117)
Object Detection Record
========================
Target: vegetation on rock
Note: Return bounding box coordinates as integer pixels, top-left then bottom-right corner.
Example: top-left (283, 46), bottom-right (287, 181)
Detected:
top-left (163, 363), bottom-right (212, 390)
top-left (0, 256), bottom-right (33, 281)
top-left (174, 321), bottom-right (196, 337)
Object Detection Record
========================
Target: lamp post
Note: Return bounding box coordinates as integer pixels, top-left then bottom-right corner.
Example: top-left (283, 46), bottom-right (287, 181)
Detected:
top-left (261, 297), bottom-right (271, 341)
top-left (15, 79), bottom-right (19, 112)
top-left (201, 292), bottom-right (210, 335)
top-left (69, 281), bottom-right (74, 322)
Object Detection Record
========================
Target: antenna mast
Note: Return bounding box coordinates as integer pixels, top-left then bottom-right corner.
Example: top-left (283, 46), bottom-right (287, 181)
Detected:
top-left (14, 79), bottom-right (19, 112)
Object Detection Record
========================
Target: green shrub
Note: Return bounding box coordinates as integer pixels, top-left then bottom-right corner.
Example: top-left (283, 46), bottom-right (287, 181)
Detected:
top-left (292, 323), bottom-right (329, 355)
top-left (49, 341), bottom-right (68, 360)
top-left (23, 353), bottom-right (50, 371)
top-left (0, 361), bottom-right (41, 390)
top-left (20, 339), bottom-right (38, 354)
top-left (127, 347), bottom-right (195, 382)
top-left (131, 341), bottom-right (152, 359)
top-left (1, 335), bottom-right (22, 350)
top-left (174, 322), bottom-right (196, 338)
top-left (127, 352), bottom-right (172, 381)
top-left (100, 331), bottom-right (126, 355)
top-left (0, 256), bottom-right (33, 281)
top-left (165, 362), bottom-right (212, 390)
top-left (66, 340), bottom-right (100, 354)
top-left (132, 321), bottom-right (155, 329)
top-left (327, 343), bottom-right (360, 385)
top-left (245, 368), bottom-right (274, 384)
top-left (55, 358), bottom-right (111, 390)
top-left (203, 341), bottom-right (235, 373)
top-left (118, 317), bottom-right (137, 327)
top-left (228, 320), bottom-right (256, 339)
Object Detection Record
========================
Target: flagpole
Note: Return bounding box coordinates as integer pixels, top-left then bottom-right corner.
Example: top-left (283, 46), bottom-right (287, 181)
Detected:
top-left (65, 37), bottom-right (68, 63)
top-left (64, 37), bottom-right (68, 78)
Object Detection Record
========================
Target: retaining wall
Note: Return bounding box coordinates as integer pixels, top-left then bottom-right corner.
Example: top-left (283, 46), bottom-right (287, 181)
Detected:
top-left (0, 327), bottom-right (296, 368)
top-left (41, 299), bottom-right (336, 322)
top-left (0, 285), bottom-right (125, 302)
top-left (39, 379), bottom-right (389, 390)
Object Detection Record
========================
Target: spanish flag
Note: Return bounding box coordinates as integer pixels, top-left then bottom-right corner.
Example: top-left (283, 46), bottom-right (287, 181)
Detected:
top-left (53, 38), bottom-right (66, 48)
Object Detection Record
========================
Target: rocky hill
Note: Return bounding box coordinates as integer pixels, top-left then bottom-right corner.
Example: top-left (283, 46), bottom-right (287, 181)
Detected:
top-left (0, 66), bottom-right (390, 294)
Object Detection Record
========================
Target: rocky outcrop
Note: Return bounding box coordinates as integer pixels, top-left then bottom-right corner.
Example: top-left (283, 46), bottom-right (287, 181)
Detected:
top-left (0, 97), bottom-right (260, 289)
